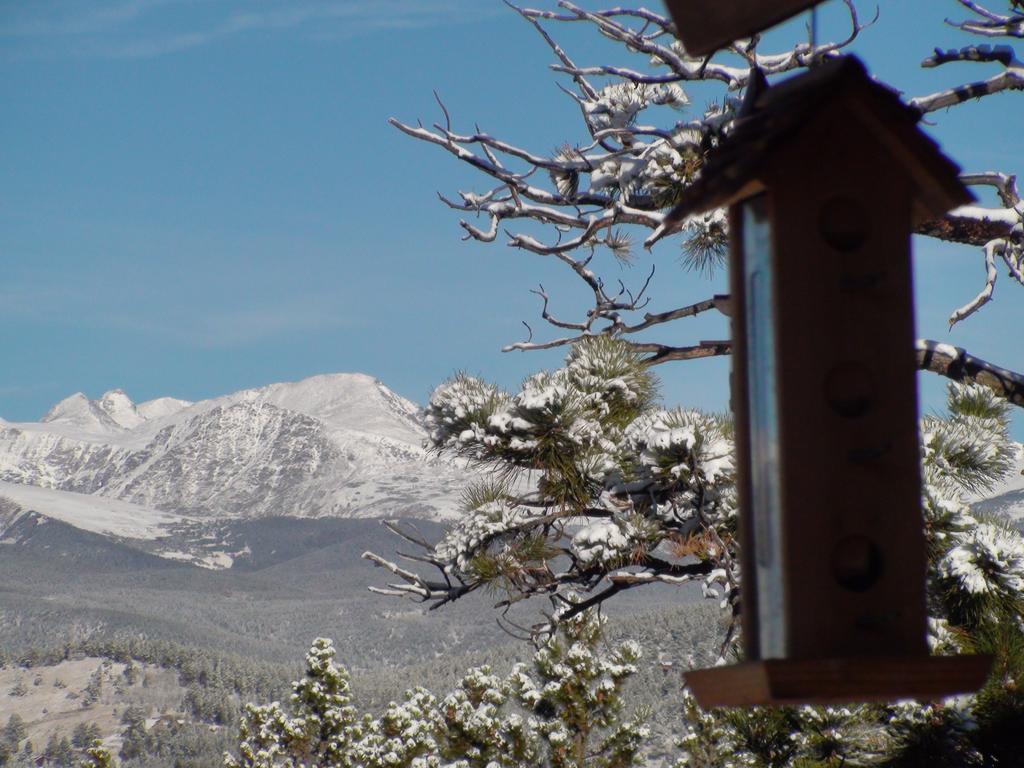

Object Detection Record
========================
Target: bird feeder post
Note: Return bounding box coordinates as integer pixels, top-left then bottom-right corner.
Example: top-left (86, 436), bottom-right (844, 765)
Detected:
top-left (658, 56), bottom-right (993, 707)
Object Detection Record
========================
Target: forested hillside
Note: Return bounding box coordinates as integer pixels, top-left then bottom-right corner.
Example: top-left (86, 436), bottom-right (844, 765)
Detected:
top-left (0, 603), bottom-right (721, 768)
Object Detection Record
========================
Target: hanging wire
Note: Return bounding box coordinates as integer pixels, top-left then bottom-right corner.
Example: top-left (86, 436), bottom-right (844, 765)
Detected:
top-left (807, 4), bottom-right (821, 67)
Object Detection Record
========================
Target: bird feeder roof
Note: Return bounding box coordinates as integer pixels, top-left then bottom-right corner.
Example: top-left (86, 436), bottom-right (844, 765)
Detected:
top-left (664, 56), bottom-right (973, 227)
top-left (663, 0), bottom-right (823, 57)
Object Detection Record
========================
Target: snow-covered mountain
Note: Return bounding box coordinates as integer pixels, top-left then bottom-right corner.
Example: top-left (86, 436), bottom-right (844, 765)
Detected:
top-left (0, 374), bottom-right (472, 528)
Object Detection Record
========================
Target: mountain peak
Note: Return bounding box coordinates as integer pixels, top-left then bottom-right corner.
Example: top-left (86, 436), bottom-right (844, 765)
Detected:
top-left (43, 391), bottom-right (88, 414)
top-left (97, 389), bottom-right (144, 429)
top-left (137, 396), bottom-right (192, 421)
top-left (245, 373), bottom-right (422, 442)
top-left (42, 392), bottom-right (122, 432)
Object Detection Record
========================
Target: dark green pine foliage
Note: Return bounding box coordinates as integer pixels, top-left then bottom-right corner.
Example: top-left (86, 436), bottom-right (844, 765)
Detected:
top-left (3, 716), bottom-right (26, 749)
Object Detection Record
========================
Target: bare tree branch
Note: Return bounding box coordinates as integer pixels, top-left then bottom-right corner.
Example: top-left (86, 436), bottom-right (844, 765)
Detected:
top-left (949, 239), bottom-right (1001, 326)
top-left (530, 284), bottom-right (589, 331)
top-left (960, 171), bottom-right (1022, 208)
top-left (617, 296), bottom-right (719, 334)
top-left (912, 3), bottom-right (1024, 112)
top-left (910, 63), bottom-right (1024, 112)
top-left (924, 43), bottom-right (1018, 67)
top-left (947, 1), bottom-right (1024, 38)
top-left (639, 341), bottom-right (732, 366)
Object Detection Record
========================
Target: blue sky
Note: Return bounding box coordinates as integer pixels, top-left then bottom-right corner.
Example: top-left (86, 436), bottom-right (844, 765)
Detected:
top-left (1, 0), bottom-right (1022, 438)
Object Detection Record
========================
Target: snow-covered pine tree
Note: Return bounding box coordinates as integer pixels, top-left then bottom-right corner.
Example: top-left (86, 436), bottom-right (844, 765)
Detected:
top-left (226, 608), bottom-right (646, 768)
top-left (362, 692), bottom-right (448, 767)
top-left (501, 607), bottom-right (648, 768)
top-left (226, 638), bottom-right (362, 768)
top-left (365, 336), bottom-right (740, 641)
top-left (80, 739), bottom-right (113, 768)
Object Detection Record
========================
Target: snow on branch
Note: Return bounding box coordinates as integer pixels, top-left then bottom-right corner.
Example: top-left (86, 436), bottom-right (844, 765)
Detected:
top-left (918, 200), bottom-right (1022, 245)
top-left (946, 1), bottom-right (1024, 38)
top-left (909, 62), bottom-right (1024, 112)
top-left (917, 339), bottom-right (1024, 408)
top-left (911, 2), bottom-right (1024, 112)
top-left (949, 239), bottom-right (1001, 326)
top-left (929, 173), bottom-right (1024, 327)
top-left (517, 0), bottom-right (872, 90)
top-left (360, 340), bottom-right (743, 638)
top-left (924, 43), bottom-right (1018, 67)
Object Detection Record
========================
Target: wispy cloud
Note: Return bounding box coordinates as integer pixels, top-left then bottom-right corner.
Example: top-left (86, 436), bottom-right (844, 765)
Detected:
top-left (0, 284), bottom-right (84, 320)
top-left (0, 277), bottom-right (356, 347)
top-left (1, 0), bottom-right (181, 38)
top-left (0, 384), bottom-right (52, 398)
top-left (3, 0), bottom-right (501, 60)
top-left (98, 294), bottom-right (360, 347)
top-left (189, 300), bottom-right (358, 347)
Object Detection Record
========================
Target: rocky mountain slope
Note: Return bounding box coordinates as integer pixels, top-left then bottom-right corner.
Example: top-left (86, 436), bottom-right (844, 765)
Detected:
top-left (0, 374), bottom-right (472, 527)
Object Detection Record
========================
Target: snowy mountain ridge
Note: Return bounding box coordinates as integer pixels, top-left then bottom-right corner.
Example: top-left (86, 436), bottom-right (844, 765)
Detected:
top-left (3, 374), bottom-right (1017, 569)
top-left (0, 374), bottom-right (472, 528)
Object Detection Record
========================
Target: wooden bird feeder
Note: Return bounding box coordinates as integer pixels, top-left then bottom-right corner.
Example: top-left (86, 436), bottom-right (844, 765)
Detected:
top-left (664, 56), bottom-right (992, 706)
top-left (663, 0), bottom-right (823, 56)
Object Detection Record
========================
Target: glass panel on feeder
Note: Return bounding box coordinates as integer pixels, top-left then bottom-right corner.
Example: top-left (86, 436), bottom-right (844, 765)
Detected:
top-left (742, 195), bottom-right (786, 659)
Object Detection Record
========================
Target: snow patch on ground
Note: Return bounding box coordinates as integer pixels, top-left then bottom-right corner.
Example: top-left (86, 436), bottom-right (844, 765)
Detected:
top-left (0, 481), bottom-right (189, 539)
top-left (969, 442), bottom-right (1024, 525)
top-left (160, 548), bottom-right (234, 569)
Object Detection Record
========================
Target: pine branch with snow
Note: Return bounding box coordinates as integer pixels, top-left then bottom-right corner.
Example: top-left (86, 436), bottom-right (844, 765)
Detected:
top-left (365, 338), bottom-right (730, 624)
